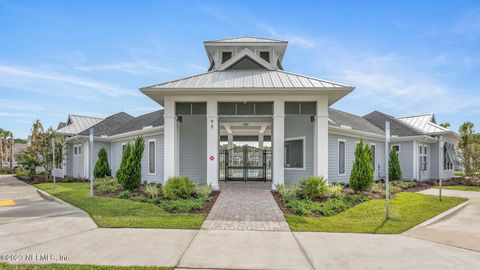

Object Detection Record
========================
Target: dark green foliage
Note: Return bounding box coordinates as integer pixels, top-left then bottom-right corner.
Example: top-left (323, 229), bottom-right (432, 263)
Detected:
top-left (117, 190), bottom-right (130, 199)
top-left (94, 147), bottom-right (111, 179)
top-left (298, 176), bottom-right (328, 200)
top-left (285, 194), bottom-right (370, 216)
top-left (389, 148), bottom-right (403, 181)
top-left (93, 177), bottom-right (122, 195)
top-left (158, 197), bottom-right (207, 212)
top-left (116, 136), bottom-right (145, 191)
top-left (349, 140), bottom-right (374, 191)
top-left (116, 143), bottom-right (131, 188)
top-left (162, 176), bottom-right (197, 199)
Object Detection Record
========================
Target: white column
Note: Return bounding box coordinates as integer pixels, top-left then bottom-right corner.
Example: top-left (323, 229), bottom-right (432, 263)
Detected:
top-left (259, 134), bottom-right (264, 148)
top-left (164, 97), bottom-right (178, 182)
top-left (314, 96), bottom-right (329, 181)
top-left (207, 99), bottom-right (219, 190)
top-left (272, 98), bottom-right (285, 188)
top-left (227, 133), bottom-right (233, 149)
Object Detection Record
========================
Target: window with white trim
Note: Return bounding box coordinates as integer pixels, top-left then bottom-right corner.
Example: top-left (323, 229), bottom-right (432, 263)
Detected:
top-left (419, 144), bottom-right (428, 171)
top-left (284, 137), bottom-right (305, 169)
top-left (74, 146), bottom-right (78, 156)
top-left (338, 140), bottom-right (346, 175)
top-left (148, 140), bottom-right (156, 174)
top-left (122, 143), bottom-right (127, 153)
top-left (444, 143), bottom-right (454, 170)
top-left (392, 144), bottom-right (400, 153)
top-left (370, 144), bottom-right (376, 171)
top-left (78, 145), bottom-right (82, 155)
top-left (221, 51), bottom-right (232, 63)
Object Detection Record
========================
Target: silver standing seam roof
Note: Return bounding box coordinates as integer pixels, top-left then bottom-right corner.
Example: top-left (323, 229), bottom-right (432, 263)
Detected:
top-left (146, 70), bottom-right (352, 89)
top-left (204, 36), bottom-right (287, 43)
top-left (397, 114), bottom-right (449, 134)
top-left (56, 114), bottom-right (104, 135)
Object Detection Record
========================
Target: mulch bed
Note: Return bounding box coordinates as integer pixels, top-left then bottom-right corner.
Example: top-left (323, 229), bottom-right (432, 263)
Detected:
top-left (271, 191), bottom-right (293, 215)
top-left (200, 190), bottom-right (220, 215)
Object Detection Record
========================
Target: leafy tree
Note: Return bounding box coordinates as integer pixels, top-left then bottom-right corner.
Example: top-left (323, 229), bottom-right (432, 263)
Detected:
top-left (458, 121), bottom-right (475, 177)
top-left (116, 136), bottom-right (144, 190)
top-left (389, 148), bottom-right (402, 181)
top-left (18, 148), bottom-right (41, 178)
top-left (93, 147), bottom-right (111, 178)
top-left (349, 140), bottom-right (374, 191)
top-left (439, 122), bottom-right (450, 128)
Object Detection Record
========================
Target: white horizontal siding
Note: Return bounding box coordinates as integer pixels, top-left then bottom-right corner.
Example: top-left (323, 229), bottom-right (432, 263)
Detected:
top-left (328, 134), bottom-right (385, 184)
top-left (284, 115), bottom-right (314, 184)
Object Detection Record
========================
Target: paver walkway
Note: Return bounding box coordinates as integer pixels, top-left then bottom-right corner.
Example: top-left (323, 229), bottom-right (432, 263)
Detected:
top-left (201, 181), bottom-right (290, 231)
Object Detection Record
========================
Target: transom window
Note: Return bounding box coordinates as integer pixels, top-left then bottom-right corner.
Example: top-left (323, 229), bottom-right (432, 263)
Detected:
top-left (284, 137), bottom-right (305, 169)
top-left (218, 102), bottom-right (273, 115)
top-left (285, 102), bottom-right (316, 115)
top-left (338, 140), bottom-right (346, 175)
top-left (176, 102), bottom-right (207, 115)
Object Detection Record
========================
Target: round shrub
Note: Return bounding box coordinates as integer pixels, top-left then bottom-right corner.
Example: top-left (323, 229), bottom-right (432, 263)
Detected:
top-left (298, 176), bottom-right (328, 200)
top-left (163, 176), bottom-right (197, 199)
top-left (93, 177), bottom-right (122, 195)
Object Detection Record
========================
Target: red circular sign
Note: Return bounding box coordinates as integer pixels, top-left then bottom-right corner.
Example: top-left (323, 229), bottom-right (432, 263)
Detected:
top-left (209, 155), bottom-right (215, 161)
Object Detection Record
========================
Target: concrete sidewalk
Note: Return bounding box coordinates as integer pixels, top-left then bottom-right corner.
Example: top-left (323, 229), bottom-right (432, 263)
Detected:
top-left (2, 176), bottom-right (480, 269)
top-left (404, 188), bottom-right (480, 252)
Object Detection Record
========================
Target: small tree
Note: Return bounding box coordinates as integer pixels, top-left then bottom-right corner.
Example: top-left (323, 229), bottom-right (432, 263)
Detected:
top-left (389, 148), bottom-right (402, 181)
top-left (116, 143), bottom-right (131, 188)
top-left (116, 136), bottom-right (144, 190)
top-left (94, 147), bottom-right (111, 179)
top-left (349, 140), bottom-right (374, 191)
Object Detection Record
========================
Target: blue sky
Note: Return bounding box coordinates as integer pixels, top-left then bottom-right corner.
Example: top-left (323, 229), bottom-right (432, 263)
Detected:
top-left (1, 0), bottom-right (479, 139)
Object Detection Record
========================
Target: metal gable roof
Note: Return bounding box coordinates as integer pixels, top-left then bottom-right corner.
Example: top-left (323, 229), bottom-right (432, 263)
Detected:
top-left (397, 114), bottom-right (449, 134)
top-left (56, 114), bottom-right (104, 135)
top-left (205, 36), bottom-right (287, 43)
top-left (144, 70), bottom-right (352, 90)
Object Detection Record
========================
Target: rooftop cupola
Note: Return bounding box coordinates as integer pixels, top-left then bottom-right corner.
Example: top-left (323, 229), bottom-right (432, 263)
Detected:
top-left (203, 36), bottom-right (288, 71)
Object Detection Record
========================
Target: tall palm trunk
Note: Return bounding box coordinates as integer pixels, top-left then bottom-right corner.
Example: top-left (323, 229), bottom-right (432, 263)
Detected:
top-left (9, 136), bottom-right (14, 170)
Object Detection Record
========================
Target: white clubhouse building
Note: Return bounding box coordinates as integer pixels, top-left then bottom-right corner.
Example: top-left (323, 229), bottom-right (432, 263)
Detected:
top-left (56, 37), bottom-right (460, 189)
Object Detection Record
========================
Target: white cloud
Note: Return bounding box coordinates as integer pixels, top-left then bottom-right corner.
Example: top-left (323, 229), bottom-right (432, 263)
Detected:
top-left (0, 64), bottom-right (138, 98)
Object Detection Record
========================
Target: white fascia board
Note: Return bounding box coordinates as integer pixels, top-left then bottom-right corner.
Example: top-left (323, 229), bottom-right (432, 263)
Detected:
top-left (109, 126), bottom-right (164, 141)
top-left (427, 130), bottom-right (459, 138)
top-left (390, 135), bottom-right (437, 143)
top-left (328, 126), bottom-right (385, 141)
top-left (65, 135), bottom-right (110, 143)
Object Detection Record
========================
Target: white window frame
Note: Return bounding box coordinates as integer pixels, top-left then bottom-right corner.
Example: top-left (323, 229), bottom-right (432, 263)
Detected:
top-left (392, 144), bottom-right (401, 153)
top-left (121, 143), bottom-right (127, 153)
top-left (284, 136), bottom-right (306, 170)
top-left (443, 143), bottom-right (454, 171)
top-left (419, 144), bottom-right (428, 172)
top-left (148, 139), bottom-right (156, 175)
top-left (221, 50), bottom-right (234, 64)
top-left (74, 146), bottom-right (78, 156)
top-left (77, 144), bottom-right (82, 156)
top-left (259, 50), bottom-right (271, 63)
top-left (370, 143), bottom-right (377, 172)
top-left (338, 139), bottom-right (346, 176)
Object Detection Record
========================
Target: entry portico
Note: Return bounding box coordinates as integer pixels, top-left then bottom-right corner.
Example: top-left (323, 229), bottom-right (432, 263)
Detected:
top-left (141, 37), bottom-right (354, 190)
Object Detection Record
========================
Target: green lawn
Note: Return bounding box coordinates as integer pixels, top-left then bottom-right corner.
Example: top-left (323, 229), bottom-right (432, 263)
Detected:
top-left (285, 192), bottom-right (467, 234)
top-left (0, 263), bottom-right (171, 270)
top-left (433, 185), bottom-right (480, 192)
top-left (35, 183), bottom-right (205, 229)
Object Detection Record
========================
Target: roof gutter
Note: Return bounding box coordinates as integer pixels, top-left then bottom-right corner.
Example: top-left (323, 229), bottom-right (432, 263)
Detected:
top-left (329, 126), bottom-right (385, 141)
top-left (390, 135), bottom-right (438, 143)
top-left (109, 126), bottom-right (164, 141)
